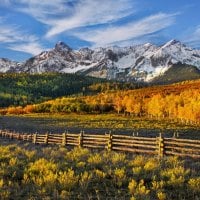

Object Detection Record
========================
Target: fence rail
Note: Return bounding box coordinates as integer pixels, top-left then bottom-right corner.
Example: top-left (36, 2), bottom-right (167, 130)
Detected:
top-left (0, 130), bottom-right (199, 159)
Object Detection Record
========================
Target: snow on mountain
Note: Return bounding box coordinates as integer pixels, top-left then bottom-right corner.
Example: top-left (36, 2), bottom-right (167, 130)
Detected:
top-left (1, 40), bottom-right (200, 82)
top-left (0, 58), bottom-right (21, 73)
top-left (107, 39), bottom-right (200, 81)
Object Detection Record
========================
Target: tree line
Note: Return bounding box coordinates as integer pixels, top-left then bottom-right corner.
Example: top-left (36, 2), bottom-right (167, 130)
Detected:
top-left (2, 79), bottom-right (200, 123)
top-left (0, 73), bottom-right (142, 107)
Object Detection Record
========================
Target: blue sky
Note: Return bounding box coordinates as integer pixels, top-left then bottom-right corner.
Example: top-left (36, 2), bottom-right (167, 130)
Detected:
top-left (0, 0), bottom-right (200, 61)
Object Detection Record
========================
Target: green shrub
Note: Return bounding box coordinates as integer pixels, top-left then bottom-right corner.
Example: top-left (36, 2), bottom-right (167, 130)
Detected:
top-left (0, 143), bottom-right (199, 199)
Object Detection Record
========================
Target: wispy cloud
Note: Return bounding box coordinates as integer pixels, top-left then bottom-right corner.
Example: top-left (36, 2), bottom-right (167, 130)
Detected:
top-left (0, 25), bottom-right (37, 43)
top-left (184, 26), bottom-right (200, 48)
top-left (1, 0), bottom-right (68, 16)
top-left (45, 0), bottom-right (135, 38)
top-left (3, 0), bottom-right (136, 38)
top-left (13, 0), bottom-right (175, 46)
top-left (16, 0), bottom-right (70, 23)
top-left (74, 13), bottom-right (177, 47)
top-left (0, 18), bottom-right (44, 55)
top-left (0, 0), bottom-right (179, 57)
top-left (0, 0), bottom-right (10, 5)
top-left (8, 42), bottom-right (44, 55)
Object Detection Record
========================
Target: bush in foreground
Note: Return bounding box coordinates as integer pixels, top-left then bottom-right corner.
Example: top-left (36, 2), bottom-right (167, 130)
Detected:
top-left (0, 143), bottom-right (199, 199)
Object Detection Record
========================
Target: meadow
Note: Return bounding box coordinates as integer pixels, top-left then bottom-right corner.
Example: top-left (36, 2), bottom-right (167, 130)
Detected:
top-left (0, 78), bottom-right (200, 199)
top-left (0, 139), bottom-right (199, 200)
top-left (0, 113), bottom-right (200, 139)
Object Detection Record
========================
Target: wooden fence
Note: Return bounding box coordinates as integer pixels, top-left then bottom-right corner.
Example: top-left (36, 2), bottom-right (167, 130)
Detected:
top-left (0, 130), bottom-right (199, 159)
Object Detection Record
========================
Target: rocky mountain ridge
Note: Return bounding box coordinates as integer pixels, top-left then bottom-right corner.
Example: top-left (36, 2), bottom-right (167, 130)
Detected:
top-left (1, 40), bottom-right (200, 82)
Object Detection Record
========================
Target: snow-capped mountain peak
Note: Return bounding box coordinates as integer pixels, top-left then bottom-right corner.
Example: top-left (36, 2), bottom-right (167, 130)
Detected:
top-left (161, 39), bottom-right (182, 48)
top-left (55, 41), bottom-right (72, 52)
top-left (0, 58), bottom-right (20, 73)
top-left (0, 40), bottom-right (200, 82)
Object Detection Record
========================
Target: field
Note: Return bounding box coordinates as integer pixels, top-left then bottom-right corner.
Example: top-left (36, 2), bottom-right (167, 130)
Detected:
top-left (0, 78), bottom-right (200, 199)
top-left (0, 139), bottom-right (199, 200)
top-left (0, 113), bottom-right (200, 139)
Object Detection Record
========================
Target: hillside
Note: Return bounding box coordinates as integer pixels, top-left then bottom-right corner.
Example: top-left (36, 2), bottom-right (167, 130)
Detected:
top-left (3, 79), bottom-right (200, 124)
top-left (152, 63), bottom-right (200, 84)
top-left (0, 73), bottom-right (144, 108)
top-left (0, 73), bottom-right (108, 107)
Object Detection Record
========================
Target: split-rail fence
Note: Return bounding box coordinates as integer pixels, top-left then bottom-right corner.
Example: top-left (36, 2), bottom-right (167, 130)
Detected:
top-left (0, 130), bottom-right (199, 159)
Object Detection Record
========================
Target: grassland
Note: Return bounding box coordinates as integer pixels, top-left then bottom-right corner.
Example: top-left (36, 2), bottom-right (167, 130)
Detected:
top-left (0, 113), bottom-right (200, 139)
top-left (0, 72), bottom-right (199, 199)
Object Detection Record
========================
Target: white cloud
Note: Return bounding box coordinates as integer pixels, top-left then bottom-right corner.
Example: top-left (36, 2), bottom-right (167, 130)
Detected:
top-left (1, 0), bottom-right (67, 14)
top-left (3, 0), bottom-right (135, 38)
top-left (16, 0), bottom-right (70, 22)
top-left (0, 0), bottom-right (10, 5)
top-left (183, 26), bottom-right (200, 48)
top-left (8, 42), bottom-right (44, 55)
top-left (0, 18), bottom-right (44, 55)
top-left (0, 18), bottom-right (20, 43)
top-left (74, 13), bottom-right (177, 47)
top-left (45, 0), bottom-right (135, 38)
top-left (0, 0), bottom-right (179, 56)
top-left (0, 25), bottom-right (38, 43)
top-left (0, 0), bottom-right (70, 27)
top-left (0, 17), bottom-right (37, 42)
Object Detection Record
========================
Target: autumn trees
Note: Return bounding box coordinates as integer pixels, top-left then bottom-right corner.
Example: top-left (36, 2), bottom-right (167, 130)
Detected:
top-left (0, 73), bottom-right (108, 107)
top-left (1, 79), bottom-right (200, 124)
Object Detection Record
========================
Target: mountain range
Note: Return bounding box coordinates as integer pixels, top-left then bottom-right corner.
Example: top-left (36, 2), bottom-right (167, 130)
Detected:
top-left (1, 39), bottom-right (200, 83)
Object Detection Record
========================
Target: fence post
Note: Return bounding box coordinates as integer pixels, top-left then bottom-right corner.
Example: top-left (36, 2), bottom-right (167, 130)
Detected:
top-left (176, 131), bottom-right (179, 138)
top-left (173, 131), bottom-right (179, 138)
top-left (10, 132), bottom-right (13, 140)
top-left (22, 133), bottom-right (25, 141)
top-left (0, 130), bottom-right (3, 137)
top-left (4, 131), bottom-right (6, 138)
top-left (44, 133), bottom-right (49, 144)
top-left (5, 131), bottom-right (7, 138)
top-left (79, 131), bottom-right (83, 147)
top-left (24, 133), bottom-right (27, 141)
top-left (17, 133), bottom-right (20, 140)
top-left (29, 134), bottom-right (33, 142)
top-left (2, 130), bottom-right (4, 137)
top-left (107, 132), bottom-right (112, 151)
top-left (33, 133), bottom-right (37, 144)
top-left (158, 132), bottom-right (164, 158)
top-left (62, 132), bottom-right (67, 146)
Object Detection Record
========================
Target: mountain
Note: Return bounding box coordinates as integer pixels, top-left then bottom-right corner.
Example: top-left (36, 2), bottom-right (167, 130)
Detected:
top-left (0, 58), bottom-right (20, 73)
top-left (1, 40), bottom-right (200, 82)
top-left (151, 63), bottom-right (200, 84)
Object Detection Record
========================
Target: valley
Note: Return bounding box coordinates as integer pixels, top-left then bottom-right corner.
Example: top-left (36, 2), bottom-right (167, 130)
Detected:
top-left (0, 25), bottom-right (200, 200)
top-left (1, 1), bottom-right (200, 199)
